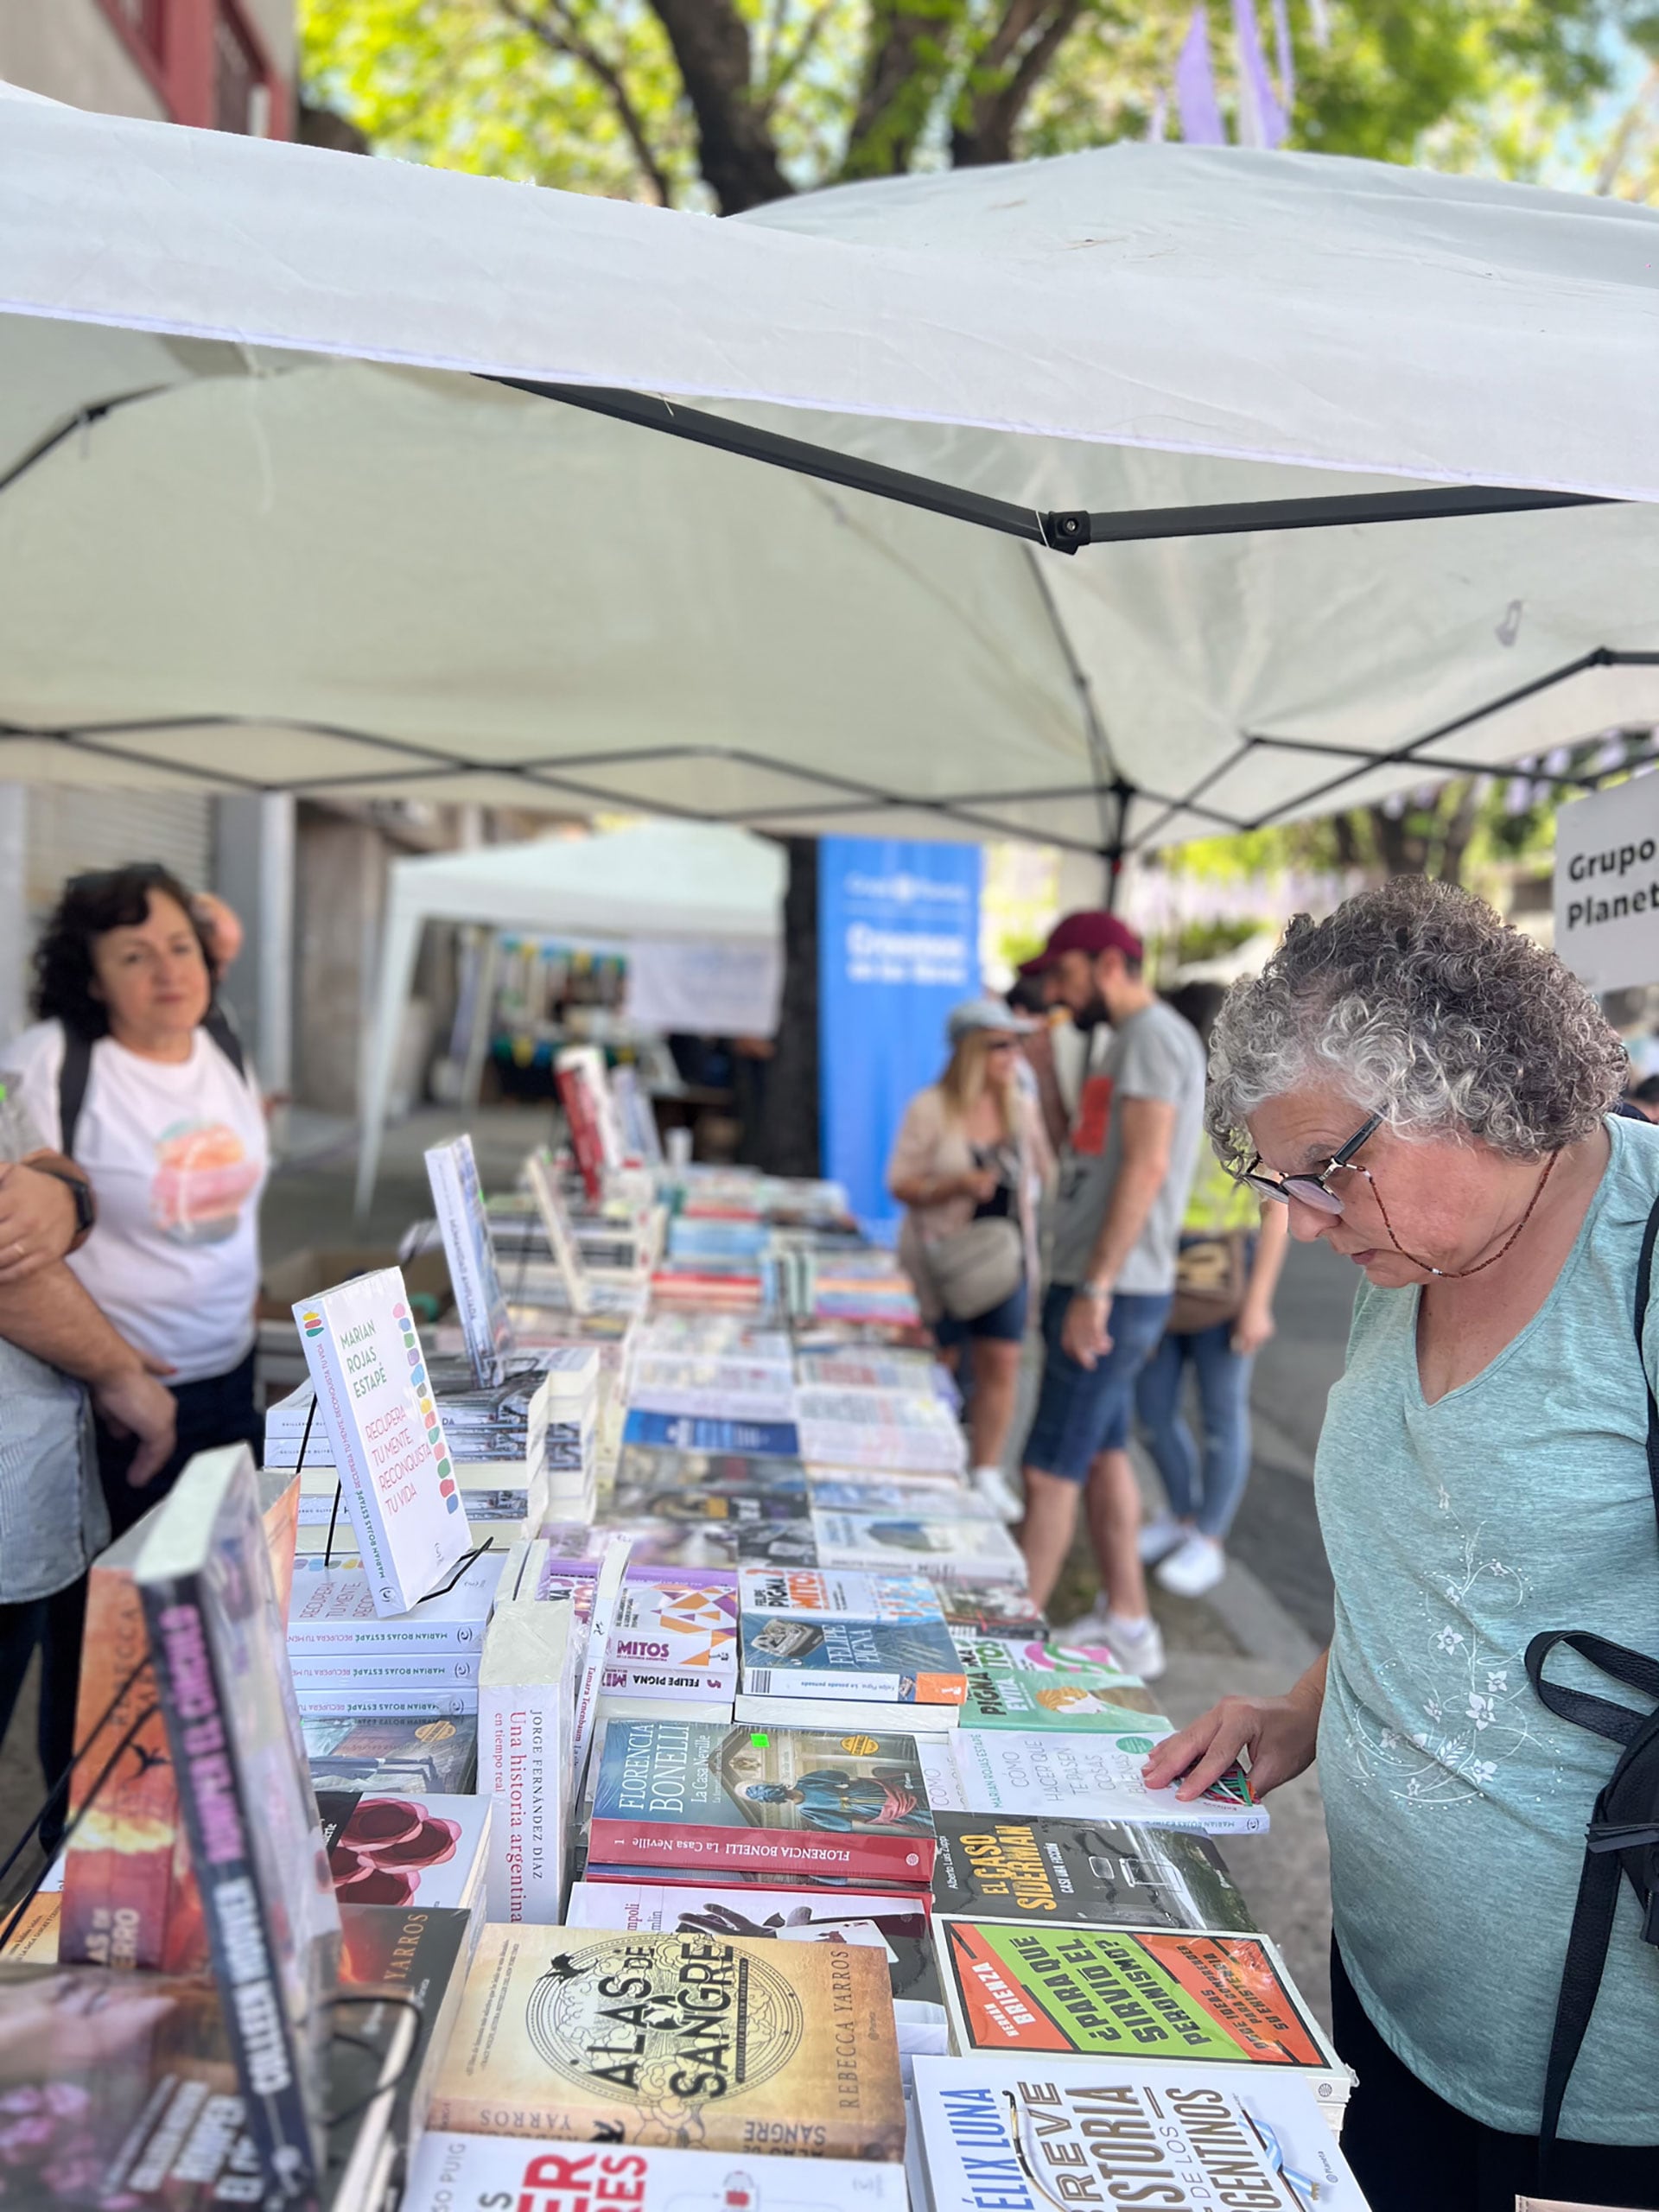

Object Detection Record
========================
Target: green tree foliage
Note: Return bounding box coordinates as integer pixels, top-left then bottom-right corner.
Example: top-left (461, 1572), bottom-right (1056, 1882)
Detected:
top-left (302, 0), bottom-right (1643, 213)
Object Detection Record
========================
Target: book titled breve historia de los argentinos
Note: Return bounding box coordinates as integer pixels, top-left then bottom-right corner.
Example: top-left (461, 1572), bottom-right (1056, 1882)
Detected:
top-left (295, 1265), bottom-right (474, 1616)
top-left (427, 1924), bottom-right (907, 2158)
top-left (588, 1720), bottom-right (938, 1885)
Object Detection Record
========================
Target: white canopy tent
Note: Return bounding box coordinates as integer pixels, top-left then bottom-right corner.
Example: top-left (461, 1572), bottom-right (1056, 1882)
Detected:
top-left (0, 92), bottom-right (1654, 867)
top-left (360, 823), bottom-right (785, 1204)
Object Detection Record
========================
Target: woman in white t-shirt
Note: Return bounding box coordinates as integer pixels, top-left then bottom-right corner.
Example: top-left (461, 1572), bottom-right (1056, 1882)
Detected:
top-left (5, 863), bottom-right (269, 1536)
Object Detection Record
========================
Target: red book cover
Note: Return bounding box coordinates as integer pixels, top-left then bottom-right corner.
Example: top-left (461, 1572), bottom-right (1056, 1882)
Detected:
top-left (556, 1063), bottom-right (606, 1201)
top-left (587, 1718), bottom-right (938, 1886)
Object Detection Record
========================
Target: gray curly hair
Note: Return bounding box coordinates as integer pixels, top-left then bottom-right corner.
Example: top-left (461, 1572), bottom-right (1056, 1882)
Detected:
top-left (1206, 877), bottom-right (1627, 1166)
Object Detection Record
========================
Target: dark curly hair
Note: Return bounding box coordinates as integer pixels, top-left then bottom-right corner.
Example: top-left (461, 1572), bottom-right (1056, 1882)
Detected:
top-left (1207, 877), bottom-right (1629, 1166)
top-left (32, 862), bottom-right (215, 1039)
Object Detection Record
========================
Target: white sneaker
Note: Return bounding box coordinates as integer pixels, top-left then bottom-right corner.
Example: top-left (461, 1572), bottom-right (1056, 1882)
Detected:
top-left (1102, 1611), bottom-right (1166, 1681)
top-left (1155, 1532), bottom-right (1226, 1599)
top-left (972, 1464), bottom-right (1024, 1522)
top-left (1136, 1512), bottom-right (1188, 1566)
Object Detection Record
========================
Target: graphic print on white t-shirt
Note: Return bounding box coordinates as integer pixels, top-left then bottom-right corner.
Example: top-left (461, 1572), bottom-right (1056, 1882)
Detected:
top-left (1, 1020), bottom-right (269, 1383)
top-left (149, 1114), bottom-right (261, 1243)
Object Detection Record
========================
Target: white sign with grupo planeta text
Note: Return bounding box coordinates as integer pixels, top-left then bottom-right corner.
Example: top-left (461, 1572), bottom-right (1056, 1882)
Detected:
top-left (1554, 774), bottom-right (1659, 993)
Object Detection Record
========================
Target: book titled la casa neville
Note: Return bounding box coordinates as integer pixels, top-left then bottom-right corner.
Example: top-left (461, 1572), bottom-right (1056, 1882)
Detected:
top-left (426, 1924), bottom-right (907, 2158)
top-left (294, 1265), bottom-right (475, 1616)
top-left (588, 1720), bottom-right (938, 1884)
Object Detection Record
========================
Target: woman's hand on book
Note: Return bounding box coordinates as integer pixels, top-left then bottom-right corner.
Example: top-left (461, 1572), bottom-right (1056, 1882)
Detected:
top-left (1142, 1653), bottom-right (1329, 1802)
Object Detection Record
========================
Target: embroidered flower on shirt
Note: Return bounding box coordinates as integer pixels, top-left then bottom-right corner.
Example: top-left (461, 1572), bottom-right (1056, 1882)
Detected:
top-left (1466, 1759), bottom-right (1497, 1789)
top-left (1434, 1625), bottom-right (1465, 1656)
top-left (1485, 1669), bottom-right (1509, 1694)
top-left (1466, 1693), bottom-right (1495, 1730)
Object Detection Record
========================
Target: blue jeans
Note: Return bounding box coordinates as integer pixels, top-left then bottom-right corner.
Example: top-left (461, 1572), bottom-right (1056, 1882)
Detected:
top-left (1134, 1320), bottom-right (1254, 1539)
top-left (1024, 1283), bottom-right (1173, 1483)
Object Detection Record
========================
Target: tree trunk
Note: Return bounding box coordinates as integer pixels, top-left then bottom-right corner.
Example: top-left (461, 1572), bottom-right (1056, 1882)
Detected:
top-left (950, 0), bottom-right (1083, 166)
top-left (841, 0), bottom-right (962, 179)
top-left (756, 837), bottom-right (822, 1178)
top-left (646, 0), bottom-right (794, 209)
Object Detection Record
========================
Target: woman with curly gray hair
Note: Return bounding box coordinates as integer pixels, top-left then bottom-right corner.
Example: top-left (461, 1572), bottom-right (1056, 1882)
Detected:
top-left (1143, 876), bottom-right (1659, 2212)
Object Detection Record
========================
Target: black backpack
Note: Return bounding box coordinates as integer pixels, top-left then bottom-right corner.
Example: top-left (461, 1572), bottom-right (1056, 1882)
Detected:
top-left (57, 1006), bottom-right (247, 1159)
top-left (1525, 1186), bottom-right (1659, 2182)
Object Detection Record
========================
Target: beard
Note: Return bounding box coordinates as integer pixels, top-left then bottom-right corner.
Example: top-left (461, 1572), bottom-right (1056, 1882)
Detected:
top-left (1069, 992), bottom-right (1109, 1032)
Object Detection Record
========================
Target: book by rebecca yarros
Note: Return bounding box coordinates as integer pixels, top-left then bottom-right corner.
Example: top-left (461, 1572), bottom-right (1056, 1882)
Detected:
top-left (405, 2134), bottom-right (912, 2212)
top-left (912, 2055), bottom-right (1366, 2212)
top-left (588, 1720), bottom-right (938, 1884)
top-left (933, 1922), bottom-right (1349, 2103)
top-left (426, 1923), bottom-right (907, 2157)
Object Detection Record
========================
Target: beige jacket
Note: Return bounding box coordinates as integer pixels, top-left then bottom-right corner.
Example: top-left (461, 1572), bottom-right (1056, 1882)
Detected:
top-left (887, 1083), bottom-right (1052, 1324)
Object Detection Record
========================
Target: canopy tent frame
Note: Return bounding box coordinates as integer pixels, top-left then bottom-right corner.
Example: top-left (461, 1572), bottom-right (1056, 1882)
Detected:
top-left (3, 647), bottom-right (1653, 868)
top-left (488, 378), bottom-right (1615, 550)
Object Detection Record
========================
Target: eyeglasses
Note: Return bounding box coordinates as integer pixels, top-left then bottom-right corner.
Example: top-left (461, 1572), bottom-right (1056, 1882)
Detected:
top-left (1238, 1110), bottom-right (1559, 1279)
top-left (1237, 1114), bottom-right (1382, 1216)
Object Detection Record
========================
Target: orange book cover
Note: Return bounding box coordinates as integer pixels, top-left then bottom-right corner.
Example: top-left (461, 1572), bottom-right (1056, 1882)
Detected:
top-left (59, 1471), bottom-right (302, 1972)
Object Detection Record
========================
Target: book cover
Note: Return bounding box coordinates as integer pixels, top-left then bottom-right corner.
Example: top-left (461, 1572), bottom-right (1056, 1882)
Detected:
top-left (912, 2056), bottom-right (1365, 2212)
top-left (933, 1585), bottom-right (1049, 1640)
top-left (556, 1055), bottom-right (610, 1202)
top-left (286, 1548), bottom-right (507, 1653)
top-left (616, 1446), bottom-right (808, 1496)
top-left (809, 1514), bottom-right (1027, 1587)
top-left (527, 1147), bottom-right (594, 1315)
top-left (731, 1694), bottom-right (955, 1734)
top-left (427, 1924), bottom-right (907, 2157)
top-left (928, 1815), bottom-right (1257, 1933)
top-left (405, 2134), bottom-right (912, 2212)
top-left (294, 1266), bottom-right (474, 1616)
top-left (479, 1597), bottom-right (578, 1925)
top-left (955, 1646), bottom-right (1162, 1731)
top-left (603, 1519), bottom-right (821, 1575)
top-left (738, 1569), bottom-right (944, 1624)
top-left (934, 1923), bottom-right (1344, 2086)
top-left (946, 1729), bottom-right (1268, 1836)
top-left (427, 1133), bottom-right (514, 1387)
top-left (624, 1411), bottom-right (804, 1460)
top-left (319, 1793), bottom-right (492, 1913)
top-left (564, 1880), bottom-right (943, 2020)
top-left (135, 1444), bottom-right (341, 2197)
top-left (607, 1580), bottom-right (740, 1698)
top-left (60, 1476), bottom-right (307, 1976)
top-left (337, 1900), bottom-right (474, 2150)
top-left (741, 1615), bottom-right (966, 1706)
top-left (588, 1721), bottom-right (938, 1884)
top-left (303, 1714), bottom-right (478, 1797)
top-left (806, 1477), bottom-right (997, 1518)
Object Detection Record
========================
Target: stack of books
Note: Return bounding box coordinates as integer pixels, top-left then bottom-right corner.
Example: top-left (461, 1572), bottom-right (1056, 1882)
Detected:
top-left (284, 1548), bottom-right (508, 1720)
top-left (735, 1567), bottom-right (967, 1732)
top-left (540, 1343), bottom-right (601, 1522)
top-left (601, 1568), bottom-right (739, 1722)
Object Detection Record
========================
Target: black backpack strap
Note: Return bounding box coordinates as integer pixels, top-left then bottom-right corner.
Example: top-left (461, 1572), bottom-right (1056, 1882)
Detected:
top-left (202, 1001), bottom-right (247, 1081)
top-left (1528, 1187), bottom-right (1659, 2183)
top-left (57, 1029), bottom-right (92, 1160)
top-left (57, 1007), bottom-right (245, 1161)
top-left (1634, 1185), bottom-right (1659, 1533)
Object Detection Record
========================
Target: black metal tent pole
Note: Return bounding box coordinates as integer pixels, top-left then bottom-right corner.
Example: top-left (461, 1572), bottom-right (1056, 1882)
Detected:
top-left (484, 375), bottom-right (1614, 552)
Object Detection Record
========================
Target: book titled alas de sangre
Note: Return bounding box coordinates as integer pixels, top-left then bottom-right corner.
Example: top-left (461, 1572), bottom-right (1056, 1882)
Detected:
top-left (427, 1924), bottom-right (907, 2158)
top-left (588, 1720), bottom-right (938, 1884)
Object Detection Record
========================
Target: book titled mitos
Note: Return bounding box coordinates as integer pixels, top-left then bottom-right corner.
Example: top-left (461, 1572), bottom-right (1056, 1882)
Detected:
top-left (427, 1924), bottom-right (907, 2157)
top-left (588, 1720), bottom-right (938, 1883)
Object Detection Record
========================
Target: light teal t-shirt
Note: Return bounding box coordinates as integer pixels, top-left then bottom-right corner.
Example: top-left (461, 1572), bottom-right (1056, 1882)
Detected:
top-left (1317, 1113), bottom-right (1659, 2142)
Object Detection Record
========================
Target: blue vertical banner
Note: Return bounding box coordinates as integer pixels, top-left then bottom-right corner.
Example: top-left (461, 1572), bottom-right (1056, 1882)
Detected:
top-left (818, 836), bottom-right (983, 1239)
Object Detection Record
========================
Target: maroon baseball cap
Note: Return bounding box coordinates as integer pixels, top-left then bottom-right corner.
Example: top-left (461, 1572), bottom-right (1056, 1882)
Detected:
top-left (1018, 910), bottom-right (1145, 975)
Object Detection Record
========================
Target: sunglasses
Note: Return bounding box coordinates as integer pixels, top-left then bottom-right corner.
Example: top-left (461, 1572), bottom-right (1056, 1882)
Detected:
top-left (1236, 1114), bottom-right (1382, 1216)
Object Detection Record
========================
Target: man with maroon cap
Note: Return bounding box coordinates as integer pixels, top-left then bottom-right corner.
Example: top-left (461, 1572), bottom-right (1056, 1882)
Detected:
top-left (1014, 910), bottom-right (1206, 1676)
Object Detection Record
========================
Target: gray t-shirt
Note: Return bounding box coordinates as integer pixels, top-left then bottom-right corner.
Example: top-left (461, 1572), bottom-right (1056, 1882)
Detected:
top-left (1049, 1000), bottom-right (1206, 1294)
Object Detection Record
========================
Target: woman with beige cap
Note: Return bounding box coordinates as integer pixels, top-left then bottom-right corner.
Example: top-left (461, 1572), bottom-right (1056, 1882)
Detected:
top-left (888, 998), bottom-right (1052, 1516)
